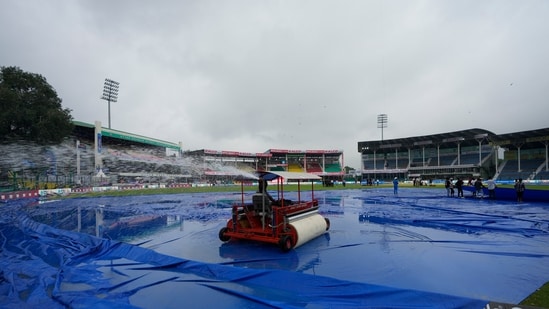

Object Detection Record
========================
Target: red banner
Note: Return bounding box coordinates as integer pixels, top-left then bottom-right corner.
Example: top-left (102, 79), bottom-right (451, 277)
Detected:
top-left (0, 190), bottom-right (39, 201)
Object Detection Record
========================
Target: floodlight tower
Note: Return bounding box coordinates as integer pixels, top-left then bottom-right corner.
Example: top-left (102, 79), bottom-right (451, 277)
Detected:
top-left (377, 114), bottom-right (388, 141)
top-left (101, 78), bottom-right (119, 129)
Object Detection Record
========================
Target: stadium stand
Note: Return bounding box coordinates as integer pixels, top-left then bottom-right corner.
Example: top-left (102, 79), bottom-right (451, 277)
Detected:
top-left (496, 158), bottom-right (546, 181)
top-left (325, 163), bottom-right (342, 173)
top-left (287, 163), bottom-right (304, 173)
top-left (535, 168), bottom-right (549, 180)
top-left (4, 120), bottom-right (547, 192)
top-left (305, 162), bottom-right (323, 173)
top-left (358, 128), bottom-right (549, 183)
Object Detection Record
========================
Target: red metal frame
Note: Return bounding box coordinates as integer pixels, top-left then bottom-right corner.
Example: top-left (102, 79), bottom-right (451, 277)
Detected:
top-left (219, 173), bottom-right (323, 251)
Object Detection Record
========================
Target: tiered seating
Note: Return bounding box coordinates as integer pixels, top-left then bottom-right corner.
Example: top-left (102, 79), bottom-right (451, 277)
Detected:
top-left (362, 159), bottom-right (385, 170)
top-left (409, 158), bottom-right (426, 167)
top-left (288, 163), bottom-right (304, 172)
top-left (235, 162), bottom-right (255, 172)
top-left (362, 159), bottom-right (374, 170)
top-left (497, 159), bottom-right (544, 181)
top-left (325, 163), bottom-right (341, 173)
top-left (498, 160), bottom-right (517, 180)
top-left (383, 160), bottom-right (395, 169)
top-left (522, 158), bottom-right (546, 172)
top-left (306, 162), bottom-right (323, 173)
top-left (459, 153), bottom-right (481, 165)
top-left (397, 158), bottom-right (410, 169)
top-left (437, 155), bottom-right (456, 166)
top-left (518, 159), bottom-right (545, 180)
top-left (535, 169), bottom-right (549, 180)
top-left (382, 158), bottom-right (410, 169)
top-left (101, 143), bottom-right (198, 181)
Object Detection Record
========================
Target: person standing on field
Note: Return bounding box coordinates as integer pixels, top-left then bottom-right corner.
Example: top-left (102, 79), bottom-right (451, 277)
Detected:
top-left (474, 178), bottom-right (485, 197)
top-left (455, 177), bottom-right (464, 198)
top-left (486, 177), bottom-right (496, 199)
top-left (515, 178), bottom-right (526, 202)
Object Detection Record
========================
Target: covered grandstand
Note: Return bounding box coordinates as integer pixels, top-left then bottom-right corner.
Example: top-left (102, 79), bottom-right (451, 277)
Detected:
top-left (73, 122), bottom-right (343, 186)
top-left (357, 127), bottom-right (549, 183)
top-left (0, 121), bottom-right (193, 191)
top-left (187, 148), bottom-right (344, 184)
top-left (72, 121), bottom-right (195, 185)
top-left (491, 128), bottom-right (549, 181)
top-left (1, 120), bottom-right (345, 192)
top-left (265, 149), bottom-right (343, 174)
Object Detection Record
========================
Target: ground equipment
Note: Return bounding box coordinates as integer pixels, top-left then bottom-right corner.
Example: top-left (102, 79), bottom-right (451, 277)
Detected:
top-left (219, 171), bottom-right (330, 252)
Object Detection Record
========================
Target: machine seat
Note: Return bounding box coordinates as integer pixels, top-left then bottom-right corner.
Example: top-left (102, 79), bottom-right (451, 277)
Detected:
top-left (252, 194), bottom-right (271, 212)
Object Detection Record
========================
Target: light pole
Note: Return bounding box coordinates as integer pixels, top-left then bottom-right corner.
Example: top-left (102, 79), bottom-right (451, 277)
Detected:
top-left (377, 114), bottom-right (388, 141)
top-left (101, 78), bottom-right (119, 129)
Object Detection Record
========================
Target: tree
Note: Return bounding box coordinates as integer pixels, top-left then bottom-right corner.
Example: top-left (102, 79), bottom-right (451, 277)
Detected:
top-left (344, 166), bottom-right (355, 174)
top-left (0, 66), bottom-right (73, 143)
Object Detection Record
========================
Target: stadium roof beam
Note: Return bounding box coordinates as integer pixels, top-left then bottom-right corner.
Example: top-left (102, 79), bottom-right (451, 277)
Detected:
top-left (72, 121), bottom-right (180, 150)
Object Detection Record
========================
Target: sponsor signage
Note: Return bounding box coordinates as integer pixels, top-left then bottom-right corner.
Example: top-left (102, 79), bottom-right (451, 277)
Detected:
top-left (270, 149), bottom-right (342, 154)
top-left (204, 149), bottom-right (221, 155)
top-left (527, 136), bottom-right (549, 142)
top-left (380, 143), bottom-right (402, 149)
top-left (306, 150), bottom-right (342, 154)
top-left (221, 151), bottom-right (240, 156)
top-left (413, 140), bottom-right (433, 146)
top-left (97, 133), bottom-right (102, 153)
top-left (204, 149), bottom-right (272, 157)
top-left (442, 137), bottom-right (464, 143)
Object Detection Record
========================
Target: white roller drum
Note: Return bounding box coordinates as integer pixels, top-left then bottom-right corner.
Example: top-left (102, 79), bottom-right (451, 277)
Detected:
top-left (288, 212), bottom-right (328, 248)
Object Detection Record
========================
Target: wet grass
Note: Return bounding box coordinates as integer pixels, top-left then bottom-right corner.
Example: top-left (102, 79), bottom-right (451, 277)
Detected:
top-left (520, 281), bottom-right (549, 307)
top-left (64, 183), bottom-right (371, 198)
top-left (64, 182), bottom-right (549, 199)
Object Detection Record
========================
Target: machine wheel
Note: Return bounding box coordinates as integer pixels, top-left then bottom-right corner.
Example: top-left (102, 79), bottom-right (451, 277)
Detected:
top-left (325, 218), bottom-right (331, 231)
top-left (279, 235), bottom-right (294, 252)
top-left (219, 227), bottom-right (230, 242)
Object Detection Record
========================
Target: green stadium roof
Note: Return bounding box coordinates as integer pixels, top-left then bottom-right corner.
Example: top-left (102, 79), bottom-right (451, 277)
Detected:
top-left (73, 121), bottom-right (180, 150)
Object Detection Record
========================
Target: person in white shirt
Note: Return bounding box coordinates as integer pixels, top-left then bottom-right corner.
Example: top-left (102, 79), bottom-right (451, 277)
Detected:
top-left (486, 177), bottom-right (496, 199)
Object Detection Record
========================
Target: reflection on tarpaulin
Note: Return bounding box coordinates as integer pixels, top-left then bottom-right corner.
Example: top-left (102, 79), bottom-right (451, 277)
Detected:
top-left (29, 201), bottom-right (184, 240)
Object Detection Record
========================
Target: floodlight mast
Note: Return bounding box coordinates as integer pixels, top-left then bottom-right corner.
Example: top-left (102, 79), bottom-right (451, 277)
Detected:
top-left (377, 114), bottom-right (388, 141)
top-left (100, 78), bottom-right (119, 129)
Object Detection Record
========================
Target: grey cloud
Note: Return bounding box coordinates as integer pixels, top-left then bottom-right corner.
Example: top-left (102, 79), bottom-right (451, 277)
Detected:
top-left (1, 0), bottom-right (548, 168)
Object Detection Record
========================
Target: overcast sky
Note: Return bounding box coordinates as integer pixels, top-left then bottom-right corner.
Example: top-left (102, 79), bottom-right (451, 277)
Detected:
top-left (2, 0), bottom-right (548, 168)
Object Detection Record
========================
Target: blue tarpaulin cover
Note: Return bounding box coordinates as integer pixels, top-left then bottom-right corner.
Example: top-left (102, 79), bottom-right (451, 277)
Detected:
top-left (1, 188), bottom-right (548, 308)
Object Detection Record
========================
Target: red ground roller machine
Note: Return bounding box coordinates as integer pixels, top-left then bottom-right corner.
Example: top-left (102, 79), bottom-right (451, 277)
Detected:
top-left (219, 171), bottom-right (330, 252)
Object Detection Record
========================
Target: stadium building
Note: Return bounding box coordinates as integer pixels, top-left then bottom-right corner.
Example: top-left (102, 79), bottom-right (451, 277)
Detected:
top-left (186, 148), bottom-right (344, 184)
top-left (3, 120), bottom-right (547, 192)
top-left (0, 120), bottom-right (345, 191)
top-left (77, 121), bottom-right (345, 186)
top-left (358, 127), bottom-right (549, 184)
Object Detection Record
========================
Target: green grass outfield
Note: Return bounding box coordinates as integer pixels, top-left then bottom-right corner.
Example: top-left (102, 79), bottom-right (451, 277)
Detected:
top-left (64, 182), bottom-right (549, 307)
top-left (66, 182), bottom-right (549, 198)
